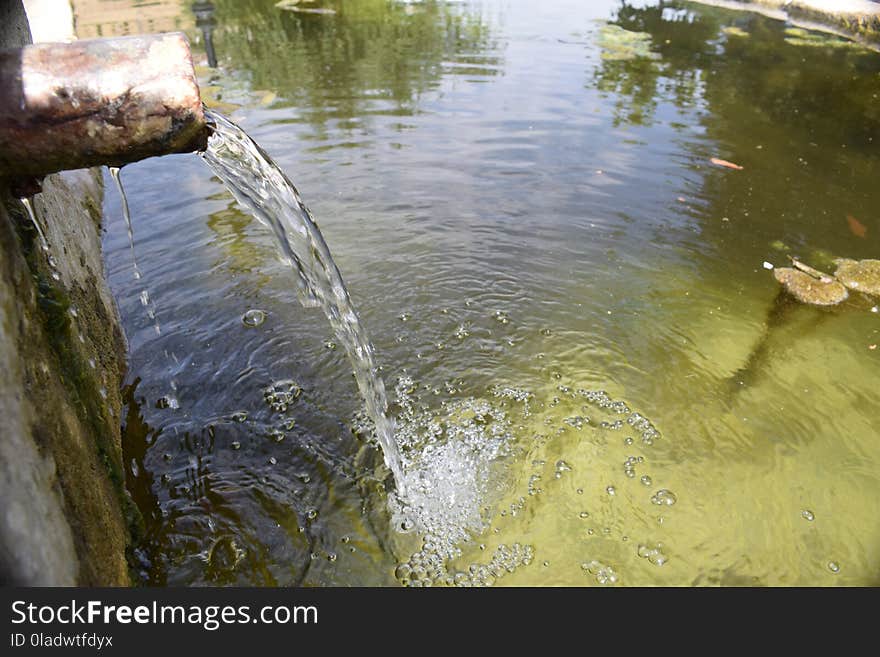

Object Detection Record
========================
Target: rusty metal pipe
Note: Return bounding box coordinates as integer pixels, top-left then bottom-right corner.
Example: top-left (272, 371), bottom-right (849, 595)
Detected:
top-left (0, 32), bottom-right (208, 178)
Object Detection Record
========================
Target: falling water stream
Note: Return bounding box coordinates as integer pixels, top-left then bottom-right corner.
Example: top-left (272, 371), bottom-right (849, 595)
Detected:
top-left (199, 108), bottom-right (405, 492)
top-left (109, 167), bottom-right (143, 282)
top-left (20, 197), bottom-right (48, 252)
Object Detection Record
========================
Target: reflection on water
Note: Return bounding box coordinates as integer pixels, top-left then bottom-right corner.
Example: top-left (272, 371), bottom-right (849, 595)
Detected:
top-left (99, 0), bottom-right (880, 586)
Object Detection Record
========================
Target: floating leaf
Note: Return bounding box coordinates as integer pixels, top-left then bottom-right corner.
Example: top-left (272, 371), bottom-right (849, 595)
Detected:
top-left (710, 157), bottom-right (743, 170)
top-left (846, 214), bottom-right (867, 238)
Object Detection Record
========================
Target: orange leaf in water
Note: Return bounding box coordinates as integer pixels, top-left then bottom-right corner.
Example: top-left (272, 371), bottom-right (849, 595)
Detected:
top-left (846, 214), bottom-right (867, 238)
top-left (710, 157), bottom-right (744, 170)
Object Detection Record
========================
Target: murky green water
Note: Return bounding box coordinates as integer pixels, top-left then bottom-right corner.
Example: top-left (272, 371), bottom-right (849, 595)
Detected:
top-left (100, 0), bottom-right (880, 586)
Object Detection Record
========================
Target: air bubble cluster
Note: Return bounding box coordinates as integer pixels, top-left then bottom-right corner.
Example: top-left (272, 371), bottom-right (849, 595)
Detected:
top-left (389, 376), bottom-right (519, 577)
top-left (263, 379), bottom-right (302, 412)
top-left (623, 455), bottom-right (643, 478)
top-left (628, 412), bottom-right (661, 445)
top-left (651, 489), bottom-right (677, 506)
top-left (563, 415), bottom-right (589, 429)
top-left (579, 390), bottom-right (630, 414)
top-left (582, 560), bottom-right (619, 585)
top-left (396, 542), bottom-right (534, 587)
top-left (637, 543), bottom-right (668, 566)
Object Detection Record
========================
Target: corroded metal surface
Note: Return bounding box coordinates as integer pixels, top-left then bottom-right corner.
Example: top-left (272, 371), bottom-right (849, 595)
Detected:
top-left (0, 32), bottom-right (207, 177)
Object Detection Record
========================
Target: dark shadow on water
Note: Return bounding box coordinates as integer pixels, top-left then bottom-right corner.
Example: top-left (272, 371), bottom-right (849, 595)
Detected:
top-left (723, 290), bottom-right (832, 400)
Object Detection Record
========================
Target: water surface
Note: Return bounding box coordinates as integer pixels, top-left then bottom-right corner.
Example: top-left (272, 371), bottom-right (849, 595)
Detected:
top-left (97, 0), bottom-right (880, 586)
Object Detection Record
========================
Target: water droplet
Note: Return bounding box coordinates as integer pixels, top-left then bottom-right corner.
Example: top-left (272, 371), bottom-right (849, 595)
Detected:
top-left (606, 486), bottom-right (616, 496)
top-left (579, 511), bottom-right (590, 519)
top-left (542, 560), bottom-right (550, 567)
top-left (398, 313), bottom-right (410, 322)
top-left (268, 456), bottom-right (277, 465)
top-left (539, 328), bottom-right (552, 336)
top-left (576, 487), bottom-right (584, 495)
top-left (802, 509), bottom-right (815, 521)
top-left (327, 552), bottom-right (337, 562)
top-left (241, 309), bottom-right (267, 327)
top-left (827, 561), bottom-right (840, 573)
top-left (640, 475), bottom-right (652, 486)
top-left (307, 509), bottom-right (318, 520)
top-left (231, 441), bottom-right (241, 450)
top-left (324, 340), bottom-right (337, 350)
top-left (231, 411), bottom-right (248, 422)
top-left (651, 489), bottom-right (677, 506)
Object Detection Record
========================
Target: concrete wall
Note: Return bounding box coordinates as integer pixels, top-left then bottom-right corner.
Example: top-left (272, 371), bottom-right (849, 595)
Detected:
top-left (0, 0), bottom-right (134, 586)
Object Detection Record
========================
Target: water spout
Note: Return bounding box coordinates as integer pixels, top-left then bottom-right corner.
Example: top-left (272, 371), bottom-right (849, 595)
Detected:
top-left (0, 33), bottom-right (208, 178)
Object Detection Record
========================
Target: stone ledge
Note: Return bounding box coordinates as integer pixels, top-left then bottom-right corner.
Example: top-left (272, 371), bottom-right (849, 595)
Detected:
top-left (690, 0), bottom-right (880, 43)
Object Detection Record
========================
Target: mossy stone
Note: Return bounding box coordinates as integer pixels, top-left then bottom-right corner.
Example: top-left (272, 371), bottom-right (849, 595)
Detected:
top-left (833, 258), bottom-right (880, 296)
top-left (773, 267), bottom-right (849, 305)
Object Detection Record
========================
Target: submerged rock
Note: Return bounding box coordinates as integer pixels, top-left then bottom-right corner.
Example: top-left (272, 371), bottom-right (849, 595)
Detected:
top-left (773, 267), bottom-right (849, 305)
top-left (833, 258), bottom-right (880, 296)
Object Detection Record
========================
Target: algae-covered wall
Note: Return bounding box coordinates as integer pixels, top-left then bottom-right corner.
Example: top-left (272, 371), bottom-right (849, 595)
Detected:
top-left (0, 0), bottom-right (135, 586)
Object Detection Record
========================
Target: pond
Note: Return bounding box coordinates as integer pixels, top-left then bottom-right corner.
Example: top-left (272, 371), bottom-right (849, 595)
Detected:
top-left (97, 0), bottom-right (880, 585)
